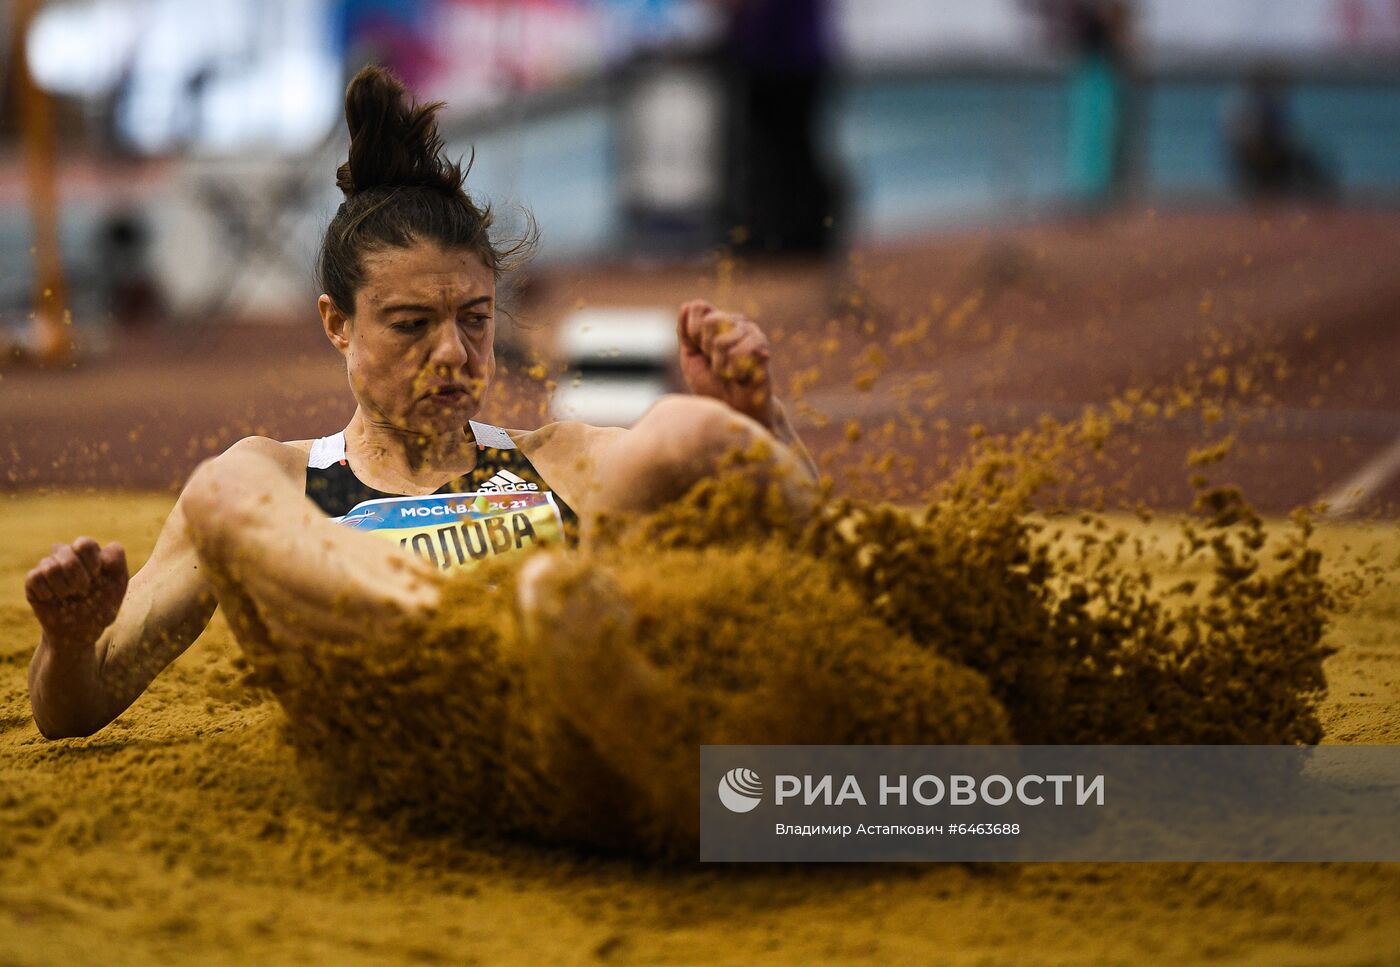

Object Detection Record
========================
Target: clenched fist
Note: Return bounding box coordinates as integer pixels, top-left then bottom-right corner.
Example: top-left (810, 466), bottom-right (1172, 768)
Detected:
top-left (25, 537), bottom-right (128, 650)
top-left (676, 300), bottom-right (774, 426)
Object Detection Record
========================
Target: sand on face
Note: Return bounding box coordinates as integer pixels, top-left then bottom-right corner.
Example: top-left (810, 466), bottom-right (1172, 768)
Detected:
top-left (2, 490), bottom-right (1398, 966)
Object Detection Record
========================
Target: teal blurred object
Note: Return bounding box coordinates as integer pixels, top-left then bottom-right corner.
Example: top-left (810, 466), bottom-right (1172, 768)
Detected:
top-left (1065, 51), bottom-right (1126, 204)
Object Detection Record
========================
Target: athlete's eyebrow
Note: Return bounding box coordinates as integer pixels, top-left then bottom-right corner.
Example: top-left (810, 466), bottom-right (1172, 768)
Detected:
top-left (380, 296), bottom-right (493, 315)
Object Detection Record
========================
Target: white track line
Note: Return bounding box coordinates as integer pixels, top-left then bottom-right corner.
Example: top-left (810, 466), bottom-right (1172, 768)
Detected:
top-left (1321, 434), bottom-right (1400, 517)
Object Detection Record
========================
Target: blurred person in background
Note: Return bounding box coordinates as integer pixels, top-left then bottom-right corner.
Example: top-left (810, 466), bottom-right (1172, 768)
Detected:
top-left (1222, 66), bottom-right (1334, 201)
top-left (97, 211), bottom-right (165, 329)
top-left (1030, 0), bottom-right (1135, 210)
top-left (714, 0), bottom-right (844, 256)
top-left (333, 0), bottom-right (438, 88)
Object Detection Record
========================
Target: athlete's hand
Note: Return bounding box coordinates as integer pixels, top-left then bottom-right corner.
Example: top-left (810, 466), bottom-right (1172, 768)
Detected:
top-left (676, 300), bottom-right (774, 426)
top-left (25, 537), bottom-right (128, 651)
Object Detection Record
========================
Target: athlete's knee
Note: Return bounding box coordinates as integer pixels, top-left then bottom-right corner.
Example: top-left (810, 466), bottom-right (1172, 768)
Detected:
top-left (182, 457), bottom-right (232, 540)
top-left (181, 446), bottom-right (270, 547)
top-left (644, 395), bottom-right (758, 470)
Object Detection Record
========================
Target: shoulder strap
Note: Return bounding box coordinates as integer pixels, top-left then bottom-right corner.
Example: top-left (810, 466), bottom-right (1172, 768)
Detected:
top-left (308, 432), bottom-right (347, 469)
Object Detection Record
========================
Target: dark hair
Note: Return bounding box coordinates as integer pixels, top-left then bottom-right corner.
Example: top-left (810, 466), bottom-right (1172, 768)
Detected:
top-left (317, 66), bottom-right (534, 315)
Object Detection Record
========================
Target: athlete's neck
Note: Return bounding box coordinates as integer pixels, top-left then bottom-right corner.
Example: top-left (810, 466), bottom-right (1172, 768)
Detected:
top-left (342, 408), bottom-right (479, 493)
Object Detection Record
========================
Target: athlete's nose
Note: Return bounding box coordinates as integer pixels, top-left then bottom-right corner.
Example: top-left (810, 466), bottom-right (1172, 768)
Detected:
top-left (428, 319), bottom-right (470, 371)
top-left (462, 329), bottom-right (493, 383)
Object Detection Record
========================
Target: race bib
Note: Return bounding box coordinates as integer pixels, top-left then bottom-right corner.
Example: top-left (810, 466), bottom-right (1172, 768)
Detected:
top-left (334, 491), bottom-right (565, 572)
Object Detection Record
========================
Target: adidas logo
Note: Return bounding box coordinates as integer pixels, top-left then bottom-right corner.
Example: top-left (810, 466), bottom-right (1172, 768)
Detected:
top-left (477, 469), bottom-right (539, 493)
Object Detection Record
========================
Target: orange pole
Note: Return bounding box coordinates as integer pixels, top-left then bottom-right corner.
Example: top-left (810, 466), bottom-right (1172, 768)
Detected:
top-left (14, 0), bottom-right (72, 363)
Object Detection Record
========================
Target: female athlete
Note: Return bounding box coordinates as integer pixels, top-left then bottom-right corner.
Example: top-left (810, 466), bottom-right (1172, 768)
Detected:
top-left (24, 67), bottom-right (818, 740)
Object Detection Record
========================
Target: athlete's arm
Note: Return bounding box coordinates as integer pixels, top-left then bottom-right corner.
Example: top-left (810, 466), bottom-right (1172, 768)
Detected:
top-left (25, 437), bottom-right (296, 738)
top-left (763, 397), bottom-right (818, 483)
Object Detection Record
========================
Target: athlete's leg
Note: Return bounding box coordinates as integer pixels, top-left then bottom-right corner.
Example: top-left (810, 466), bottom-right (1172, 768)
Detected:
top-left (180, 444), bottom-right (440, 663)
top-left (182, 445), bottom-right (534, 830)
top-left (515, 543), bottom-right (1014, 855)
top-left (515, 551), bottom-right (702, 853)
top-left (516, 553), bottom-right (682, 761)
top-left (578, 395), bottom-right (817, 532)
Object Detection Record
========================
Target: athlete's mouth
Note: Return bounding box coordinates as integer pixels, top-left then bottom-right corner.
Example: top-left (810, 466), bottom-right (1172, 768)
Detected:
top-left (425, 384), bottom-right (471, 404)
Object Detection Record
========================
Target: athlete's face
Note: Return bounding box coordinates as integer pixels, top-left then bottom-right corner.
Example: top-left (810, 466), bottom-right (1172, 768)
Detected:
top-left (320, 242), bottom-right (496, 434)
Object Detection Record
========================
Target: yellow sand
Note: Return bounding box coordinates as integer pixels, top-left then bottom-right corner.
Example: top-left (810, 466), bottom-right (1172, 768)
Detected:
top-left (212, 422), bottom-right (1352, 859)
top-left (3, 477), bottom-right (1398, 963)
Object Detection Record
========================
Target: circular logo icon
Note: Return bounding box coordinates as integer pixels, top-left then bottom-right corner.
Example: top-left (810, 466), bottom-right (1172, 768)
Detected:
top-left (717, 767), bottom-right (763, 813)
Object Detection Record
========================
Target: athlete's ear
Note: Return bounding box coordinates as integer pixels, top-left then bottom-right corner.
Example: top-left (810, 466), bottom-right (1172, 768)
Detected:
top-left (319, 294), bottom-right (351, 356)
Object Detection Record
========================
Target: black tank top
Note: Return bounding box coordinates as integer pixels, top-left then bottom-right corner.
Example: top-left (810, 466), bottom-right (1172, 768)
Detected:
top-left (304, 421), bottom-right (578, 559)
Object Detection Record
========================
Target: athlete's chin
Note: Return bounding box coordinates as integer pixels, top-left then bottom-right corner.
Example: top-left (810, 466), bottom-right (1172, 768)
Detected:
top-left (413, 397), bottom-right (480, 430)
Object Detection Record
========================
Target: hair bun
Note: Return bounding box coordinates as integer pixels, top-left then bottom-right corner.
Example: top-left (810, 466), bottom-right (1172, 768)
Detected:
top-left (335, 66), bottom-right (464, 198)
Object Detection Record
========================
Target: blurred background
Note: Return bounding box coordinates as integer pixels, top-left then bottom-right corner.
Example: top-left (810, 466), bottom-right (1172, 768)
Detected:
top-left (1, 0), bottom-right (1398, 513)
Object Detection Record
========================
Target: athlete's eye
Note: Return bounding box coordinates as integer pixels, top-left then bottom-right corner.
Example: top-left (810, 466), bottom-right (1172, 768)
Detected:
top-left (393, 319), bottom-right (428, 333)
top-left (461, 314), bottom-right (490, 332)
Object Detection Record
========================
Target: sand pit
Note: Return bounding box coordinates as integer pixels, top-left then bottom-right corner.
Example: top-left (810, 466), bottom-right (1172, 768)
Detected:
top-left (3, 479), bottom-right (1398, 964)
